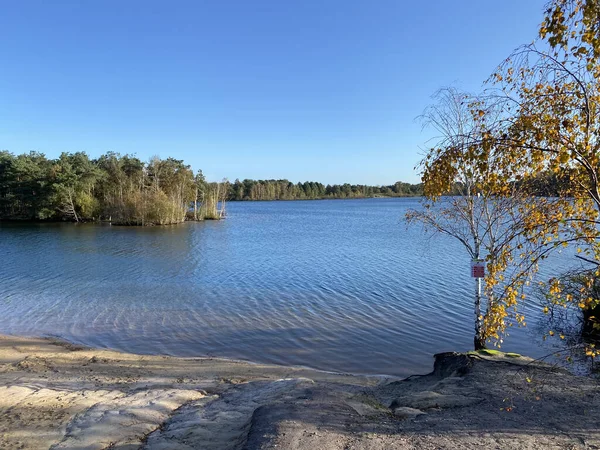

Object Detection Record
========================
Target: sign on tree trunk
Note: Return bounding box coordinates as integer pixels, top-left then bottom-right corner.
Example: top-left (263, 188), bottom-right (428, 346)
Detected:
top-left (471, 260), bottom-right (485, 278)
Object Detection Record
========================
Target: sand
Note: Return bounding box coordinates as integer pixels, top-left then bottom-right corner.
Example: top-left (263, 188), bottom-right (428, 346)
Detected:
top-left (0, 334), bottom-right (598, 449)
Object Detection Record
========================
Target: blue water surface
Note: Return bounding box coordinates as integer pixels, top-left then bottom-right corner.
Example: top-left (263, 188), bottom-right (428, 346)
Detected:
top-left (0, 198), bottom-right (569, 376)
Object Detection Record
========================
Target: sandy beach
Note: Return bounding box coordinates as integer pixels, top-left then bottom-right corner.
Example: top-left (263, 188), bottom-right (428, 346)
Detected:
top-left (0, 334), bottom-right (598, 449)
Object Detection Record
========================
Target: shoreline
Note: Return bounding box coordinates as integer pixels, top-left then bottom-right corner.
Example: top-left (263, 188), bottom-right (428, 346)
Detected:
top-left (0, 196), bottom-right (422, 226)
top-left (41, 333), bottom-right (398, 382)
top-left (0, 333), bottom-right (598, 449)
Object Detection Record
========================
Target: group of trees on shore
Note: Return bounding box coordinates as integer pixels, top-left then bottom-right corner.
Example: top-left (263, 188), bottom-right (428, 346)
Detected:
top-left (1, 148), bottom-right (573, 224)
top-left (227, 175), bottom-right (572, 201)
top-left (0, 151), bottom-right (225, 225)
top-left (227, 179), bottom-right (423, 200)
top-left (408, 0), bottom-right (600, 360)
top-left (0, 150), bottom-right (426, 223)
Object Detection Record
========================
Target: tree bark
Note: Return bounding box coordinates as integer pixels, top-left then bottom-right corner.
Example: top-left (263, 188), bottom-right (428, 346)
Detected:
top-left (474, 276), bottom-right (486, 350)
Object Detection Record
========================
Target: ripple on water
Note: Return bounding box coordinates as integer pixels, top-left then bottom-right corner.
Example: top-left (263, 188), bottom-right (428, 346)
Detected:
top-left (0, 199), bottom-right (558, 376)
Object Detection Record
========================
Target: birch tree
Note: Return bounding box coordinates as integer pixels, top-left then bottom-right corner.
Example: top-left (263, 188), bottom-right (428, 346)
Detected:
top-left (407, 88), bottom-right (531, 349)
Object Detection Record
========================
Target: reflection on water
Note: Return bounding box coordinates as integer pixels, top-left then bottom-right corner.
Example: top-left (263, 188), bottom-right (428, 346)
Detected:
top-left (0, 198), bottom-right (561, 376)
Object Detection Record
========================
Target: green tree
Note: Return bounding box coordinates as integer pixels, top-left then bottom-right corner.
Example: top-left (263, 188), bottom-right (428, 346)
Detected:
top-left (53, 152), bottom-right (102, 222)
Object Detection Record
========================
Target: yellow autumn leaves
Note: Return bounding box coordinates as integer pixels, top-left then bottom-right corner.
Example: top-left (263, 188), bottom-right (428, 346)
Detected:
top-left (415, 1), bottom-right (600, 356)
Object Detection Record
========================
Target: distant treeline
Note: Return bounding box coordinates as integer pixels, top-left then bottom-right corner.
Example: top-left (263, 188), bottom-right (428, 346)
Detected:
top-left (0, 151), bottom-right (425, 224)
top-left (0, 150), bottom-right (565, 224)
top-left (0, 151), bottom-right (224, 225)
top-left (225, 173), bottom-right (570, 201)
top-left (227, 179), bottom-right (423, 201)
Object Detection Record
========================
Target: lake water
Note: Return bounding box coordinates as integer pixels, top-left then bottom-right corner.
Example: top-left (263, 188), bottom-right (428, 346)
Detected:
top-left (0, 198), bottom-right (560, 376)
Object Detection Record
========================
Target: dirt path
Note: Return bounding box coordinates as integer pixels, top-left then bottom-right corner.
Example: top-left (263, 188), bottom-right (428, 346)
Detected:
top-left (0, 335), bottom-right (597, 449)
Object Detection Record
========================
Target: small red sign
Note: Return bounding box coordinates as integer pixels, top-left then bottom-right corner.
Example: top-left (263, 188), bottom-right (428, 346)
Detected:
top-left (471, 261), bottom-right (485, 278)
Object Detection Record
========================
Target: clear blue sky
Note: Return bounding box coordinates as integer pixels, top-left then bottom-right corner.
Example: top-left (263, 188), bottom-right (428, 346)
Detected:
top-left (1, 0), bottom-right (546, 184)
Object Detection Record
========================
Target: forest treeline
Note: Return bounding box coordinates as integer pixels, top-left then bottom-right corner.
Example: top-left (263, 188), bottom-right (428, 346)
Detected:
top-left (227, 178), bottom-right (422, 200)
top-left (0, 151), bottom-right (224, 225)
top-left (0, 151), bottom-right (423, 224)
top-left (0, 150), bottom-right (566, 224)
top-left (228, 173), bottom-right (571, 201)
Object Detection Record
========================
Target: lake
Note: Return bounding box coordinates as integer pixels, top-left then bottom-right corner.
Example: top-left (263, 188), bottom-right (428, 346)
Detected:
top-left (0, 198), bottom-right (560, 376)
